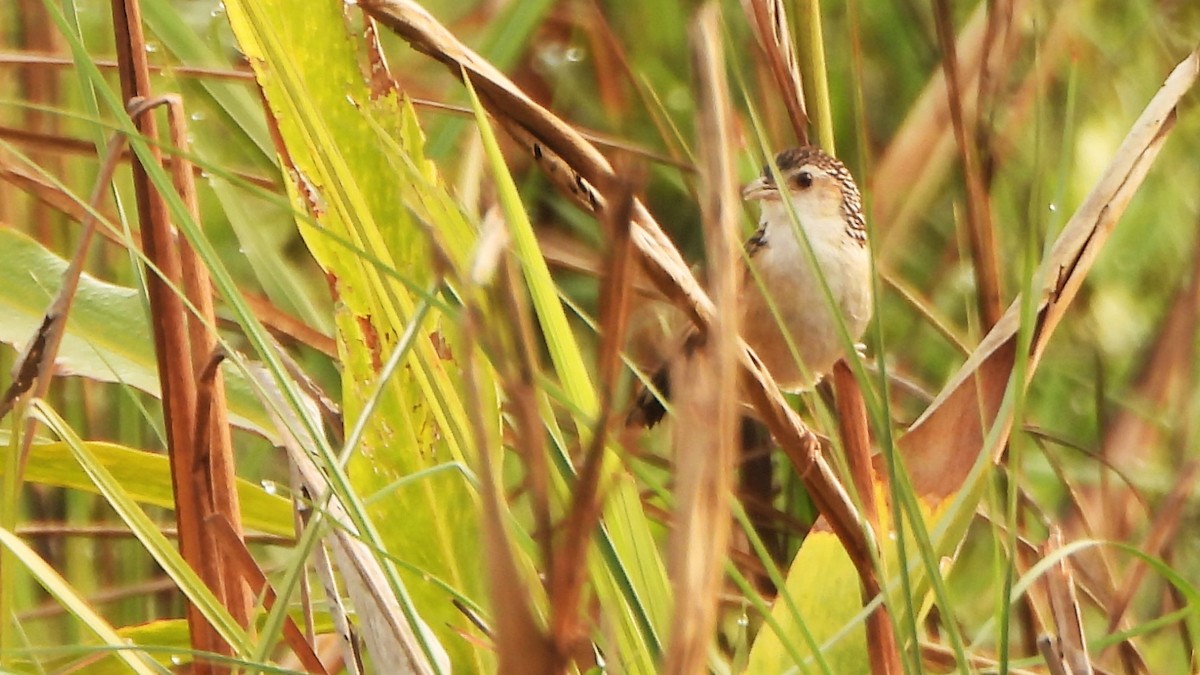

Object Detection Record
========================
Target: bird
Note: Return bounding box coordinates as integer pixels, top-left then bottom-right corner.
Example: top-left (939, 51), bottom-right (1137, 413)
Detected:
top-left (627, 145), bottom-right (872, 428)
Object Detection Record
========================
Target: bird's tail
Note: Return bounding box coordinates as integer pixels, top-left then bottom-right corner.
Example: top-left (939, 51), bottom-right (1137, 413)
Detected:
top-left (625, 364), bottom-right (670, 428)
top-left (626, 329), bottom-right (711, 428)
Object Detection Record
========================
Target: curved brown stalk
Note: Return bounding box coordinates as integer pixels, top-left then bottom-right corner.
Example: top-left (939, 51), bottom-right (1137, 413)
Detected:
top-left (360, 0), bottom-right (876, 597)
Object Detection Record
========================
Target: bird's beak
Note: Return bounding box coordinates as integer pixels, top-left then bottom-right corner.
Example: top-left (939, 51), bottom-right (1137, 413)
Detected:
top-left (742, 176), bottom-right (779, 202)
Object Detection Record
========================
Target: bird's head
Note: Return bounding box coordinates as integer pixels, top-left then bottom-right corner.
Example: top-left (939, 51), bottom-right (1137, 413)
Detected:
top-left (742, 146), bottom-right (866, 244)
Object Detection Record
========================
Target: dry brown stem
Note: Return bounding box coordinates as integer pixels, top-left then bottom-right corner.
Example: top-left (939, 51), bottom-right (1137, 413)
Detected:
top-left (161, 93), bottom-right (253, 629)
top-left (741, 0), bottom-right (810, 144)
top-left (361, 0), bottom-right (874, 604)
top-left (833, 360), bottom-right (899, 675)
top-left (931, 0), bottom-right (1003, 330)
top-left (663, 7), bottom-right (740, 673)
top-left (109, 0), bottom-right (227, 663)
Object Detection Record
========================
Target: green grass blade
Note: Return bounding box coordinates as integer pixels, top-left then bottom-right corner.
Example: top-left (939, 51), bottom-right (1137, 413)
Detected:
top-left (27, 400), bottom-right (252, 659)
top-left (0, 440), bottom-right (292, 537)
top-left (0, 528), bottom-right (167, 675)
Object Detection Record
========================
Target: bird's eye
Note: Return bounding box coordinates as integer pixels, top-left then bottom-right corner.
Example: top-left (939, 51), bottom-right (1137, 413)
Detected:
top-left (794, 171), bottom-right (814, 189)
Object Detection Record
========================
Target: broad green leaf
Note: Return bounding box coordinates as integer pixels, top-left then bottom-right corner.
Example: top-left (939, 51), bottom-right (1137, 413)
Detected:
top-left (747, 478), bottom-right (964, 674)
top-left (745, 530), bottom-right (864, 673)
top-left (0, 228), bottom-right (277, 443)
top-left (73, 614), bottom-right (341, 674)
top-left (223, 3), bottom-right (488, 670)
top-left (0, 440), bottom-right (292, 537)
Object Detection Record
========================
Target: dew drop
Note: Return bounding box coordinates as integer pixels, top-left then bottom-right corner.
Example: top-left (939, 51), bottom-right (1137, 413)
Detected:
top-left (1048, 203), bottom-right (1058, 212)
top-left (144, 42), bottom-right (159, 54)
top-left (261, 479), bottom-right (277, 495)
top-left (170, 655), bottom-right (184, 666)
top-left (736, 613), bottom-right (749, 627)
top-left (190, 111), bottom-right (206, 122)
top-left (534, 43), bottom-right (566, 72)
top-left (564, 46), bottom-right (584, 63)
top-left (210, 2), bottom-right (226, 17)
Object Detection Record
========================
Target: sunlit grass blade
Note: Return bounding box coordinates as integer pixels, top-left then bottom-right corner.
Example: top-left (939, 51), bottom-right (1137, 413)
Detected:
top-left (464, 79), bottom-right (597, 417)
top-left (0, 439), bottom-right (292, 536)
top-left (466, 69), bottom-right (675, 666)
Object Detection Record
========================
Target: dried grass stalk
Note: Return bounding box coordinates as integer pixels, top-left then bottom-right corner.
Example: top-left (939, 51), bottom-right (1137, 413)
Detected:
top-left (740, 0), bottom-right (810, 143)
top-left (901, 49), bottom-right (1200, 498)
top-left (664, 6), bottom-right (740, 673)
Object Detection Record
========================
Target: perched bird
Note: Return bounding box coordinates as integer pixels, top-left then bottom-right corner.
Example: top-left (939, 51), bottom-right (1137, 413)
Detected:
top-left (628, 146), bottom-right (872, 427)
